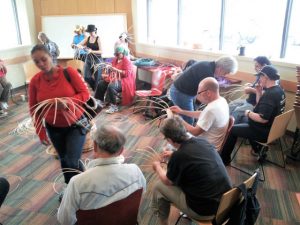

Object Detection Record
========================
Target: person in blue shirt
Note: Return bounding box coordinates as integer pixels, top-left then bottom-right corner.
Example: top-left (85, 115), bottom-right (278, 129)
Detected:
top-left (71, 25), bottom-right (87, 62)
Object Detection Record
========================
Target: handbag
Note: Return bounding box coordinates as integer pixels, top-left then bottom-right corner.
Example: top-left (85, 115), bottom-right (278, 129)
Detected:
top-left (63, 68), bottom-right (102, 120)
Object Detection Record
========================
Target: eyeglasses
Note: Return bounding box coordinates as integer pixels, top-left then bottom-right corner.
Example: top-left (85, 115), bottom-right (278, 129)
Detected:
top-left (197, 89), bottom-right (208, 95)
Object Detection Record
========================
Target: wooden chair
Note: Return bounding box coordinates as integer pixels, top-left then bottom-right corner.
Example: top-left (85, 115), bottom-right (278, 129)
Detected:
top-left (66, 59), bottom-right (85, 75)
top-left (22, 60), bottom-right (40, 98)
top-left (175, 171), bottom-right (259, 225)
top-left (230, 109), bottom-right (294, 181)
top-left (219, 116), bottom-right (235, 153)
top-left (76, 188), bottom-right (143, 225)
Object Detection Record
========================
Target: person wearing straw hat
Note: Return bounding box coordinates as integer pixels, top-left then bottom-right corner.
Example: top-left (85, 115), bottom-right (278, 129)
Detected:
top-left (221, 65), bottom-right (286, 165)
top-left (71, 25), bottom-right (87, 62)
top-left (77, 24), bottom-right (103, 91)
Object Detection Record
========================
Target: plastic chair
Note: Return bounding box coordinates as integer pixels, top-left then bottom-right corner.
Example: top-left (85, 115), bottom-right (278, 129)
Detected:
top-left (230, 109), bottom-right (294, 181)
top-left (175, 171), bottom-right (259, 225)
top-left (76, 188), bottom-right (143, 225)
top-left (22, 60), bottom-right (40, 99)
top-left (66, 59), bottom-right (85, 75)
top-left (133, 70), bottom-right (167, 116)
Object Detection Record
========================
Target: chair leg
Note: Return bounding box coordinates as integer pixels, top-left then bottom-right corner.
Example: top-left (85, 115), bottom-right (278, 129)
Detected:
top-left (230, 139), bottom-right (265, 181)
top-left (264, 139), bottom-right (286, 168)
top-left (174, 213), bottom-right (185, 225)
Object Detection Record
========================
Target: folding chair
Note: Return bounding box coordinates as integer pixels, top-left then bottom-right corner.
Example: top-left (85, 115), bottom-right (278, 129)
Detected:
top-left (175, 171), bottom-right (259, 225)
top-left (230, 109), bottom-right (294, 181)
top-left (22, 60), bottom-right (40, 99)
top-left (76, 189), bottom-right (143, 225)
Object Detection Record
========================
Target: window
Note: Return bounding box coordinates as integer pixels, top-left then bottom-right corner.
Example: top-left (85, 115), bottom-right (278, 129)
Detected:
top-left (148, 0), bottom-right (178, 46)
top-left (180, 0), bottom-right (221, 50)
top-left (0, 0), bottom-right (20, 49)
top-left (138, 0), bottom-right (299, 61)
top-left (285, 0), bottom-right (300, 63)
top-left (222, 0), bottom-right (287, 58)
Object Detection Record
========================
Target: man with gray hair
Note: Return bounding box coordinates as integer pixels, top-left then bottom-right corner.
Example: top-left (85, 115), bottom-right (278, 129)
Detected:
top-left (170, 77), bottom-right (229, 151)
top-left (57, 125), bottom-right (146, 225)
top-left (152, 116), bottom-right (232, 225)
top-left (170, 55), bottom-right (238, 124)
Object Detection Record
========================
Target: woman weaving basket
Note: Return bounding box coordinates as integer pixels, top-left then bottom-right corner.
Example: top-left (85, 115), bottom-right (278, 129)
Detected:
top-left (94, 46), bottom-right (136, 114)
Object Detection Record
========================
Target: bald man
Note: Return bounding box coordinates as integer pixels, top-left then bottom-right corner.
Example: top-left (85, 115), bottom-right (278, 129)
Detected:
top-left (170, 77), bottom-right (229, 151)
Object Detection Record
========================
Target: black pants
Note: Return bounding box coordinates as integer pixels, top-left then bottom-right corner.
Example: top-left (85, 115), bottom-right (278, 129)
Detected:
top-left (220, 123), bottom-right (269, 165)
top-left (0, 177), bottom-right (9, 207)
top-left (94, 80), bottom-right (122, 105)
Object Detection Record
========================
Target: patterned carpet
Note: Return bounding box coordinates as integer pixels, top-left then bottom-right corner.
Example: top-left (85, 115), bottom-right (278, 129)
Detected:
top-left (0, 97), bottom-right (300, 225)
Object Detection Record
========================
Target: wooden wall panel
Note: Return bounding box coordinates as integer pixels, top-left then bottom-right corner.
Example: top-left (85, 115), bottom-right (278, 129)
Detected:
top-left (58, 0), bottom-right (78, 15)
top-left (77, 0), bottom-right (97, 14)
top-left (95, 0), bottom-right (115, 13)
top-left (40, 0), bottom-right (61, 15)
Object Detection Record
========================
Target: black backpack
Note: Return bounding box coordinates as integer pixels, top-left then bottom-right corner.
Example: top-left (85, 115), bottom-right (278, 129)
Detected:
top-left (225, 174), bottom-right (260, 225)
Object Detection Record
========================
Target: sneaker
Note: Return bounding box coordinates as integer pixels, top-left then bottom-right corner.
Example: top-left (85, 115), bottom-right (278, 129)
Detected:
top-left (105, 105), bottom-right (119, 114)
top-left (0, 110), bottom-right (8, 118)
top-left (1, 102), bottom-right (8, 109)
top-left (96, 99), bottom-right (104, 108)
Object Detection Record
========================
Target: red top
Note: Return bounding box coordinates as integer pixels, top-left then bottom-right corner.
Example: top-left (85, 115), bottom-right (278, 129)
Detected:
top-left (29, 66), bottom-right (90, 141)
top-left (112, 57), bottom-right (135, 105)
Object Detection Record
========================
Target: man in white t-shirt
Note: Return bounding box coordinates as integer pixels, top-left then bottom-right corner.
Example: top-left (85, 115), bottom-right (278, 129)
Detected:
top-left (170, 77), bottom-right (229, 151)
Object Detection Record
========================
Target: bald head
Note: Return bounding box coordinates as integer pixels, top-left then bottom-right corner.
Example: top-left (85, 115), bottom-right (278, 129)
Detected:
top-left (92, 125), bottom-right (126, 155)
top-left (199, 77), bottom-right (219, 93)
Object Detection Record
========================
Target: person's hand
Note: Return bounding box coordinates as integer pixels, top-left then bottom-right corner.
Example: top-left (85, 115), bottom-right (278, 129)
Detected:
top-left (152, 161), bottom-right (161, 172)
top-left (255, 84), bottom-right (263, 96)
top-left (244, 86), bottom-right (256, 94)
top-left (169, 105), bottom-right (182, 114)
top-left (161, 150), bottom-right (173, 159)
top-left (38, 128), bottom-right (50, 146)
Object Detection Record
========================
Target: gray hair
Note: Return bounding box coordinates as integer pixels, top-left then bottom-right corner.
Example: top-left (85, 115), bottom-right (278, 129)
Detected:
top-left (215, 55), bottom-right (238, 74)
top-left (160, 116), bottom-right (189, 144)
top-left (91, 125), bottom-right (126, 154)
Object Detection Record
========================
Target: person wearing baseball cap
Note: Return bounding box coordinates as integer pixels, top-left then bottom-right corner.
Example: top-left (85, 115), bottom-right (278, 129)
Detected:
top-left (221, 65), bottom-right (286, 165)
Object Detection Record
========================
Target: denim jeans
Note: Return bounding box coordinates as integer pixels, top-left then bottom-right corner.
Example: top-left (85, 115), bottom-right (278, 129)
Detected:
top-left (94, 80), bottom-right (122, 105)
top-left (84, 54), bottom-right (102, 91)
top-left (229, 99), bottom-right (254, 124)
top-left (170, 84), bottom-right (195, 125)
top-left (46, 124), bottom-right (86, 184)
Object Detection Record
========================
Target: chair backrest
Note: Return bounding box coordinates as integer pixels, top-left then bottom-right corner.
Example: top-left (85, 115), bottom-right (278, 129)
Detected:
top-left (151, 70), bottom-right (167, 92)
top-left (219, 116), bottom-right (235, 152)
top-left (214, 187), bottom-right (241, 224)
top-left (76, 188), bottom-right (143, 225)
top-left (66, 59), bottom-right (85, 75)
top-left (214, 170), bottom-right (259, 225)
top-left (23, 60), bottom-right (40, 83)
top-left (267, 109), bottom-right (294, 144)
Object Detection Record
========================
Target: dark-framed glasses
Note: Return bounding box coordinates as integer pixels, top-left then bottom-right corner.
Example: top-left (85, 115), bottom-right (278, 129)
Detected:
top-left (197, 89), bottom-right (208, 95)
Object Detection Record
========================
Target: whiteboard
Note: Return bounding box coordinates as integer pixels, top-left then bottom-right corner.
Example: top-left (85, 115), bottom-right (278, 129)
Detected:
top-left (42, 14), bottom-right (127, 59)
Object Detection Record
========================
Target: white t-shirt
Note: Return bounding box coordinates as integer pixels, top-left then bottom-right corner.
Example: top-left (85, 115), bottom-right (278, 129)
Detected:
top-left (196, 97), bottom-right (229, 151)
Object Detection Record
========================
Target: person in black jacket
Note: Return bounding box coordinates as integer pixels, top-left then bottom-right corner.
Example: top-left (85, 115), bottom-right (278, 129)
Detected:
top-left (170, 55), bottom-right (238, 124)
